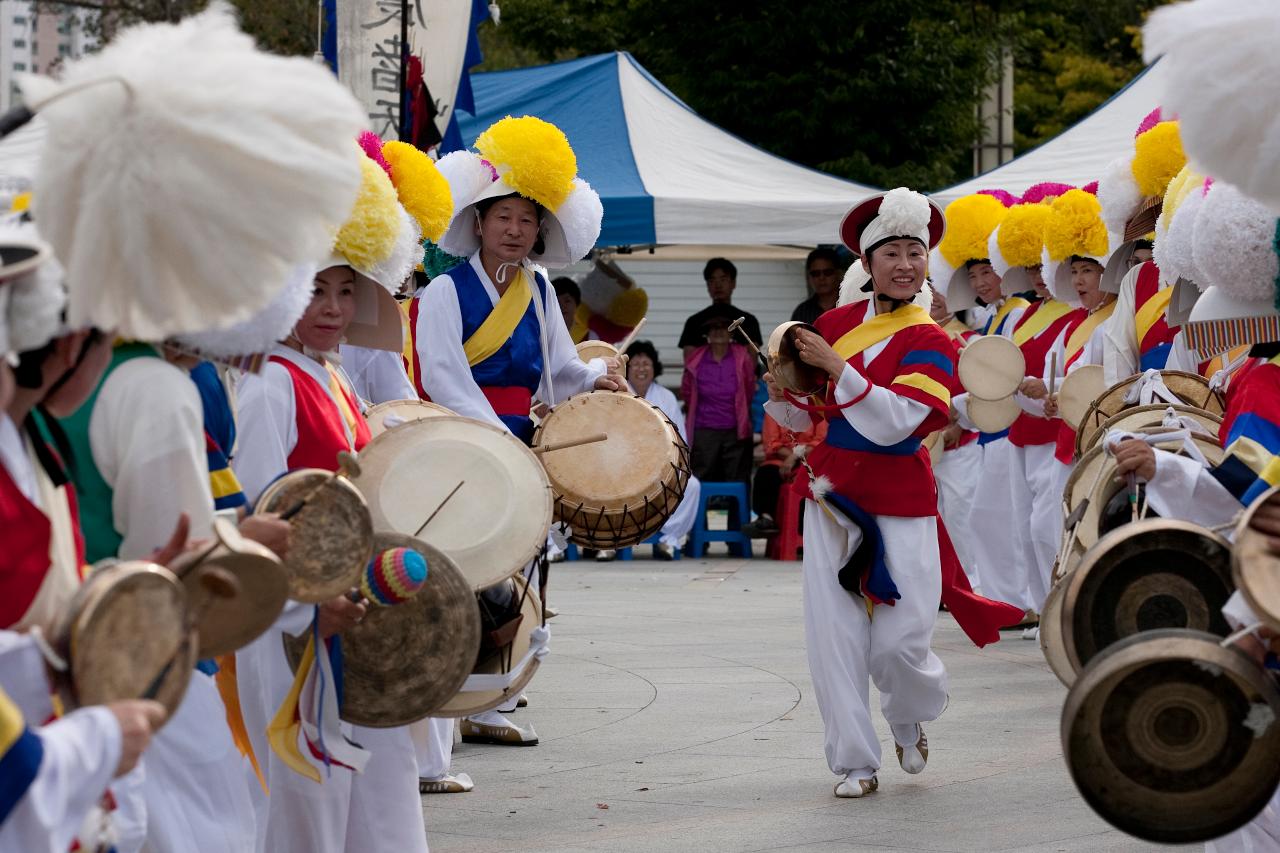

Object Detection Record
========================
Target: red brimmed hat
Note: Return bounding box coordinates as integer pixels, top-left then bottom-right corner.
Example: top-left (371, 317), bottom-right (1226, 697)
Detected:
top-left (839, 188), bottom-right (945, 258)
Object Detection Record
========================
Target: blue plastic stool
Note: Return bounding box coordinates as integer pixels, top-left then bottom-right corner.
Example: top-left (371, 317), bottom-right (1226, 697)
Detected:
top-left (563, 543), bottom-right (579, 561)
top-left (618, 532), bottom-right (681, 561)
top-left (687, 481), bottom-right (753, 558)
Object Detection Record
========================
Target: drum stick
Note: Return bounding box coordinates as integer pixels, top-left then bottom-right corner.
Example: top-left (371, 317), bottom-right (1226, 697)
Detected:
top-left (614, 318), bottom-right (646, 355)
top-left (728, 317), bottom-right (770, 373)
top-left (141, 569), bottom-right (239, 700)
top-left (416, 480), bottom-right (466, 536)
top-left (279, 451), bottom-right (362, 521)
top-left (1048, 353), bottom-right (1057, 398)
top-left (533, 432), bottom-right (608, 454)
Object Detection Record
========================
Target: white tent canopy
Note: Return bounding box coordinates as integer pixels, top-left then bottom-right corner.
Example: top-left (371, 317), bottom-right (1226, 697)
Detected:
top-left (451, 53), bottom-right (880, 246)
top-left (931, 61), bottom-right (1168, 205)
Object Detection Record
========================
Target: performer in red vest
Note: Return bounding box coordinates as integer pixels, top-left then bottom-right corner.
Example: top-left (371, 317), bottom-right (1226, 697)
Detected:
top-left (764, 188), bottom-right (1023, 799)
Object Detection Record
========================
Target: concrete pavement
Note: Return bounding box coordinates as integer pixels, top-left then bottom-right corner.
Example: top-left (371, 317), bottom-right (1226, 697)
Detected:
top-left (423, 555), bottom-right (1163, 853)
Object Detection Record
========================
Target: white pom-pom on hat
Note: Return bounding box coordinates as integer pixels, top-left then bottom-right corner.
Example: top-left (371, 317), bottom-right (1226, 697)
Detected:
top-left (1155, 184), bottom-right (1208, 290)
top-left (173, 262), bottom-right (316, 359)
top-left (547, 178), bottom-right (603, 268)
top-left (876, 188), bottom-right (933, 240)
top-left (1192, 181), bottom-right (1279, 302)
top-left (1097, 154), bottom-right (1141, 236)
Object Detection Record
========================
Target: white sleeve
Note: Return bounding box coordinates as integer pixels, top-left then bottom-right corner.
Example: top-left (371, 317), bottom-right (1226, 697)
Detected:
top-left (541, 282), bottom-right (603, 405)
top-left (232, 363), bottom-right (298, 506)
top-left (416, 276), bottom-right (510, 432)
top-left (342, 347), bottom-right (415, 405)
top-left (763, 400), bottom-right (813, 433)
top-left (950, 391), bottom-right (978, 432)
top-left (1143, 448), bottom-right (1243, 532)
top-left (1014, 390), bottom-right (1047, 418)
top-left (831, 364), bottom-right (932, 445)
top-left (1166, 332), bottom-right (1201, 373)
top-left (0, 705), bottom-right (121, 853)
top-left (92, 360), bottom-right (215, 560)
top-left (1103, 269), bottom-right (1140, 385)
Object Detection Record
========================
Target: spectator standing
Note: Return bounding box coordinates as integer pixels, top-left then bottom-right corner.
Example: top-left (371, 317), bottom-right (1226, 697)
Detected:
top-left (552, 276), bottom-right (581, 333)
top-left (678, 258), bottom-right (761, 358)
top-left (791, 248), bottom-right (844, 325)
top-left (680, 307), bottom-right (756, 488)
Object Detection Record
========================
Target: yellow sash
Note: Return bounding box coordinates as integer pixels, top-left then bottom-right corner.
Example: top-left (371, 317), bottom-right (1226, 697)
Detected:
top-left (1064, 301), bottom-right (1118, 361)
top-left (325, 365), bottom-right (363, 442)
top-left (1135, 286), bottom-right (1174, 344)
top-left (984, 297), bottom-right (1029, 336)
top-left (462, 269), bottom-right (534, 367)
top-left (1012, 299), bottom-right (1072, 347)
top-left (398, 299), bottom-right (416, 390)
top-left (267, 636), bottom-right (321, 783)
top-left (832, 304), bottom-right (936, 361)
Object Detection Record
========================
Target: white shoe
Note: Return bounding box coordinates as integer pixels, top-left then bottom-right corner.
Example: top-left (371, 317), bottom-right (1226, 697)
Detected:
top-left (1021, 625), bottom-right (1040, 641)
top-left (419, 772), bottom-right (474, 794)
top-left (894, 724), bottom-right (928, 775)
top-left (834, 774), bottom-right (878, 798)
top-left (595, 549), bottom-right (617, 562)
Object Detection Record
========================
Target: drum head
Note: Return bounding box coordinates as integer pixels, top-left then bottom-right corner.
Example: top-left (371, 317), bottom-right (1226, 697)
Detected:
top-left (283, 532), bottom-right (481, 727)
top-left (958, 335), bottom-right (1025, 401)
top-left (365, 399), bottom-right (454, 437)
top-left (767, 321), bottom-right (827, 395)
top-left (576, 340), bottom-right (619, 363)
top-left (1056, 364), bottom-right (1105, 431)
top-left (353, 416), bottom-right (552, 591)
top-left (965, 394), bottom-right (1021, 433)
top-left (61, 562), bottom-right (194, 724)
top-left (1062, 629), bottom-right (1280, 843)
top-left (1076, 403), bottom-right (1222, 458)
top-left (173, 518), bottom-right (288, 658)
top-left (1039, 578), bottom-right (1076, 687)
top-left (534, 391), bottom-right (689, 549)
top-left (257, 470), bottom-right (373, 603)
top-left (436, 575), bottom-right (543, 717)
top-left (1233, 485), bottom-right (1280, 632)
top-left (1061, 520), bottom-right (1233, 676)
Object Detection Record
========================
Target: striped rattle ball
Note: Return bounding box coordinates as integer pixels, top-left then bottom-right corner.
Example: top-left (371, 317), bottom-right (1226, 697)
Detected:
top-left (361, 547), bottom-right (428, 605)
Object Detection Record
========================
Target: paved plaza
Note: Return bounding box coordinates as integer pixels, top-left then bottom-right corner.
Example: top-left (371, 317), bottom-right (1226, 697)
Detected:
top-left (425, 555), bottom-right (1165, 853)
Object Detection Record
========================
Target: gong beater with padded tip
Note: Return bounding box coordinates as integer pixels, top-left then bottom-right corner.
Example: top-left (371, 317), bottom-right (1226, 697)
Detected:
top-left (534, 390), bottom-right (690, 549)
top-left (352, 416), bottom-right (552, 591)
top-left (171, 517), bottom-right (289, 658)
top-left (1233, 484), bottom-right (1280, 632)
top-left (435, 574), bottom-right (544, 718)
top-left (54, 561), bottom-right (195, 726)
top-left (256, 468), bottom-right (373, 603)
top-left (1062, 629), bottom-right (1280, 843)
top-left (1061, 519), bottom-right (1234, 677)
top-left (282, 532), bottom-right (480, 726)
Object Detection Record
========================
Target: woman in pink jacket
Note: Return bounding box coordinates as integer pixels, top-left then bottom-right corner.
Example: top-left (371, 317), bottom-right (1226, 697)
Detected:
top-left (681, 309), bottom-right (757, 488)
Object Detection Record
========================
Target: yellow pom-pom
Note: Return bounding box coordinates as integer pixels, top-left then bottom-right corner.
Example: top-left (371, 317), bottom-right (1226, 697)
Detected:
top-left (937, 193), bottom-right (1009, 269)
top-left (9, 191), bottom-right (31, 213)
top-left (1131, 121), bottom-right (1186, 198)
top-left (997, 203), bottom-right (1053, 268)
top-left (1161, 164), bottom-right (1203, 227)
top-left (475, 116), bottom-right (577, 212)
top-left (381, 141), bottom-right (453, 243)
top-left (605, 286), bottom-right (648, 328)
top-left (1044, 189), bottom-right (1109, 262)
top-left (334, 155), bottom-right (401, 273)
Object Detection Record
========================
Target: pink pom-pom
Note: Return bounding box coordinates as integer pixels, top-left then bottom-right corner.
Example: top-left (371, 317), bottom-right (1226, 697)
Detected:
top-left (1080, 180), bottom-right (1099, 195)
top-left (1202, 177), bottom-right (1215, 195)
top-left (1019, 182), bottom-right (1075, 205)
top-left (478, 158), bottom-right (499, 181)
top-left (1135, 107), bottom-right (1164, 138)
top-left (358, 131), bottom-right (393, 178)
top-left (978, 188), bottom-right (1018, 207)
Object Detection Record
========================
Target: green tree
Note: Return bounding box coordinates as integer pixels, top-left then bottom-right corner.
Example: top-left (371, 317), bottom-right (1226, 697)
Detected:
top-left (484, 0), bottom-right (1008, 189)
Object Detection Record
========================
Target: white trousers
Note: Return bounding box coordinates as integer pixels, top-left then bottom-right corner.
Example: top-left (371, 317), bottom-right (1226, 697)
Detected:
top-left (802, 502), bottom-right (948, 777)
top-left (411, 717), bottom-right (455, 779)
top-left (1022, 442), bottom-right (1064, 612)
top-left (659, 475), bottom-right (701, 547)
top-left (237, 615), bottom-right (428, 853)
top-left (966, 438), bottom-right (1034, 612)
top-left (140, 672), bottom-right (256, 852)
top-left (933, 442), bottom-right (982, 589)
